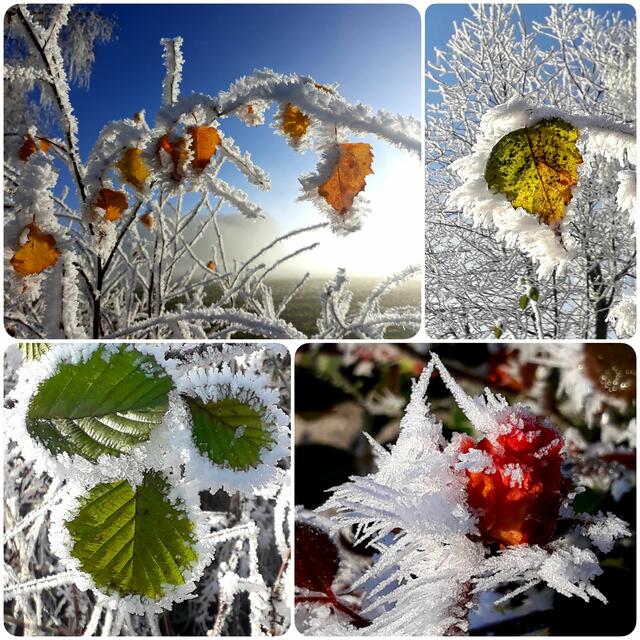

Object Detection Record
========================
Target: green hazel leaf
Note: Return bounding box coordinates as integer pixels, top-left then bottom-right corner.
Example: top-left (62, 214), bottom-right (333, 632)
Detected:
top-left (184, 395), bottom-right (275, 469)
top-left (26, 346), bottom-right (173, 462)
top-left (484, 117), bottom-right (583, 225)
top-left (19, 343), bottom-right (50, 360)
top-left (518, 294), bottom-right (529, 310)
top-left (66, 472), bottom-right (198, 600)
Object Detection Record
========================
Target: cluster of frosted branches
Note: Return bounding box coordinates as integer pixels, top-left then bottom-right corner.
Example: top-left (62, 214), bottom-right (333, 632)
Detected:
top-left (297, 351), bottom-right (632, 634)
top-left (4, 343), bottom-right (291, 636)
top-left (4, 5), bottom-right (420, 340)
top-left (425, 4), bottom-right (636, 339)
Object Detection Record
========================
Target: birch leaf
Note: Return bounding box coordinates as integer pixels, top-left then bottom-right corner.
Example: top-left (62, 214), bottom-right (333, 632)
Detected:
top-left (117, 148), bottom-right (150, 190)
top-left (95, 188), bottom-right (128, 221)
top-left (18, 135), bottom-right (49, 161)
top-left (10, 223), bottom-right (60, 276)
top-left (188, 126), bottom-right (221, 171)
top-left (25, 346), bottom-right (173, 461)
top-left (318, 143), bottom-right (374, 213)
top-left (183, 396), bottom-right (274, 469)
top-left (282, 103), bottom-right (310, 141)
top-left (140, 212), bottom-right (154, 229)
top-left (157, 134), bottom-right (188, 181)
top-left (484, 118), bottom-right (583, 225)
top-left (66, 472), bottom-right (197, 599)
top-left (206, 260), bottom-right (216, 270)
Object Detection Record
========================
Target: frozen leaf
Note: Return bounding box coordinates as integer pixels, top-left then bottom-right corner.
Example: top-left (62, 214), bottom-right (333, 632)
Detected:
top-left (188, 125), bottom-right (221, 171)
top-left (25, 346), bottom-right (173, 461)
top-left (140, 212), bottom-right (154, 229)
top-left (116, 148), bottom-right (150, 190)
top-left (18, 343), bottom-right (50, 360)
top-left (11, 223), bottom-right (60, 276)
top-left (66, 472), bottom-right (198, 599)
top-left (484, 118), bottom-right (583, 225)
top-left (295, 522), bottom-right (339, 594)
top-left (282, 103), bottom-right (310, 142)
top-left (318, 143), bottom-right (374, 214)
top-left (157, 134), bottom-right (188, 181)
top-left (183, 396), bottom-right (275, 469)
top-left (95, 188), bottom-right (128, 221)
top-left (18, 135), bottom-right (50, 161)
top-left (206, 260), bottom-right (216, 270)
top-left (518, 294), bottom-right (528, 310)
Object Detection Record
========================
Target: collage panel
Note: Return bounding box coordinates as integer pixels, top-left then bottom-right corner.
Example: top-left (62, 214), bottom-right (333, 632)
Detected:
top-left (4, 3), bottom-right (422, 341)
top-left (424, 3), bottom-right (636, 340)
top-left (294, 342), bottom-right (636, 635)
top-left (4, 342), bottom-right (291, 635)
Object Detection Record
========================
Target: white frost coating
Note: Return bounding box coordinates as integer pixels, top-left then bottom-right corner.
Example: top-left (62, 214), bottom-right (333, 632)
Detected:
top-left (160, 37), bottom-right (183, 107)
top-left (616, 169), bottom-right (636, 215)
top-left (48, 470), bottom-right (213, 615)
top-left (171, 364), bottom-right (290, 495)
top-left (577, 512), bottom-right (632, 553)
top-left (448, 99), bottom-right (636, 278)
top-left (607, 294), bottom-right (636, 338)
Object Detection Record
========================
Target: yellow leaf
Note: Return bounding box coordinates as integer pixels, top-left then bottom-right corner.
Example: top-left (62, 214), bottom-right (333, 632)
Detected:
top-left (484, 118), bottom-right (583, 225)
top-left (188, 126), bottom-right (221, 172)
top-left (282, 103), bottom-right (310, 142)
top-left (318, 143), bottom-right (374, 214)
top-left (139, 212), bottom-right (154, 229)
top-left (313, 82), bottom-right (334, 94)
top-left (95, 188), bottom-right (128, 221)
top-left (116, 148), bottom-right (149, 191)
top-left (11, 223), bottom-right (60, 276)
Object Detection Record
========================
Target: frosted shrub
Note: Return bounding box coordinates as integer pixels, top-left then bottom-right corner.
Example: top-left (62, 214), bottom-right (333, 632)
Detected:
top-left (296, 352), bottom-right (632, 635)
top-left (425, 4), bottom-right (636, 339)
top-left (4, 5), bottom-right (421, 340)
top-left (4, 343), bottom-right (290, 636)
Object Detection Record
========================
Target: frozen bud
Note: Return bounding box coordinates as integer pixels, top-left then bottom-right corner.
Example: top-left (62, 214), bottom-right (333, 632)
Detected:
top-left (458, 409), bottom-right (568, 547)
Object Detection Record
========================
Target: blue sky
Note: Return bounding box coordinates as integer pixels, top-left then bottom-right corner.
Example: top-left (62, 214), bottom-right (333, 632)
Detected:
top-left (426, 3), bottom-right (636, 101)
top-left (63, 3), bottom-right (422, 276)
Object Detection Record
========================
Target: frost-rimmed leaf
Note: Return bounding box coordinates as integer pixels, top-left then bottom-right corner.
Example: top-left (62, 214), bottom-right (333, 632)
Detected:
top-left (184, 395), bottom-right (274, 469)
top-left (66, 471), bottom-right (197, 600)
top-left (484, 117), bottom-right (582, 225)
top-left (25, 345), bottom-right (173, 462)
top-left (171, 363), bottom-right (290, 494)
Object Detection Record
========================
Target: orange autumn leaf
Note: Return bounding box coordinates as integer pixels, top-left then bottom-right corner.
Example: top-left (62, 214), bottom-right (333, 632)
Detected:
top-left (18, 136), bottom-right (50, 161)
top-left (10, 223), bottom-right (60, 276)
top-left (282, 103), bottom-right (310, 141)
top-left (95, 188), bottom-right (128, 221)
top-left (157, 134), bottom-right (188, 181)
top-left (206, 260), bottom-right (216, 270)
top-left (188, 126), bottom-right (221, 172)
top-left (318, 143), bottom-right (374, 214)
top-left (140, 212), bottom-right (154, 229)
top-left (116, 148), bottom-right (149, 190)
top-left (313, 82), bottom-right (334, 94)
top-left (247, 104), bottom-right (254, 115)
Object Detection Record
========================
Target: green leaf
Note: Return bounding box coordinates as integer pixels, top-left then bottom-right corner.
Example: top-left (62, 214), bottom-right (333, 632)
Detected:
top-left (492, 326), bottom-right (503, 339)
top-left (67, 472), bottom-right (198, 600)
top-left (19, 343), bottom-right (50, 360)
top-left (572, 487), bottom-right (604, 515)
top-left (184, 395), bottom-right (274, 469)
top-left (484, 118), bottom-right (583, 225)
top-left (529, 287), bottom-right (539, 302)
top-left (26, 346), bottom-right (173, 461)
top-left (518, 294), bottom-right (529, 310)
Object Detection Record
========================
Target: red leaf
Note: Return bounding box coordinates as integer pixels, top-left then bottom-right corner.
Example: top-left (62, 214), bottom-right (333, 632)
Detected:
top-left (295, 522), bottom-right (340, 594)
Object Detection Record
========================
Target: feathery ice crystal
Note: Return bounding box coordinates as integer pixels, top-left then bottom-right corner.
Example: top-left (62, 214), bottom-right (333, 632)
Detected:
top-left (296, 353), bottom-right (632, 635)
